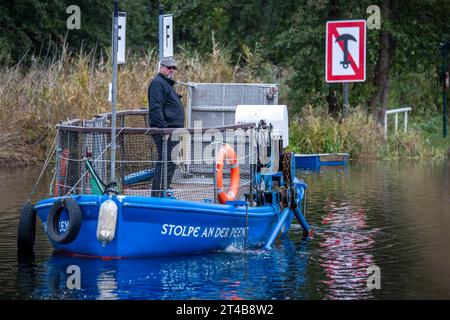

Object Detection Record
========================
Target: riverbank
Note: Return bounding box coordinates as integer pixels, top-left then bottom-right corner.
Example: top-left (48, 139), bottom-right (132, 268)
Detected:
top-left (2, 113), bottom-right (447, 167)
top-left (289, 106), bottom-right (449, 160)
top-left (0, 123), bottom-right (40, 166)
top-left (0, 151), bottom-right (39, 167)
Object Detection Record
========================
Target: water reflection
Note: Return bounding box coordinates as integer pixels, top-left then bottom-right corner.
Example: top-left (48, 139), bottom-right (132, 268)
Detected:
top-left (5, 161), bottom-right (450, 299)
top-left (97, 271), bottom-right (118, 300)
top-left (17, 239), bottom-right (310, 300)
top-left (317, 200), bottom-right (376, 299)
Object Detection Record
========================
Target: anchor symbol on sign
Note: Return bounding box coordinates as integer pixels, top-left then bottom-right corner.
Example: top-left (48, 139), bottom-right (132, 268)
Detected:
top-left (335, 33), bottom-right (356, 69)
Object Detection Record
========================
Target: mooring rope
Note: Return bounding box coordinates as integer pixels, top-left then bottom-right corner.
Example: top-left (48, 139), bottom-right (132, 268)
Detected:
top-left (29, 128), bottom-right (59, 201)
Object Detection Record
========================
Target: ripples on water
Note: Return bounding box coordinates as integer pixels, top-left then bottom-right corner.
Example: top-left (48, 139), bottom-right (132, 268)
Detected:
top-left (1, 160), bottom-right (450, 299)
top-left (315, 201), bottom-right (377, 299)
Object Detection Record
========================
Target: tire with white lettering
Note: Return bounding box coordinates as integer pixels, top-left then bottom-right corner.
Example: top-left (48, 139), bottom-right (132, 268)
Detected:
top-left (47, 198), bottom-right (81, 244)
top-left (17, 201), bottom-right (36, 255)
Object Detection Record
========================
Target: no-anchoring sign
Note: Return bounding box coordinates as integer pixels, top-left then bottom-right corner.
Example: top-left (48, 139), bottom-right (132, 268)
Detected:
top-left (326, 20), bottom-right (366, 83)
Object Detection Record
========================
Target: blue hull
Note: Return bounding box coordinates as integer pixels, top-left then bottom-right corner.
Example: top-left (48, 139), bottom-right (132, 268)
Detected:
top-left (35, 195), bottom-right (291, 258)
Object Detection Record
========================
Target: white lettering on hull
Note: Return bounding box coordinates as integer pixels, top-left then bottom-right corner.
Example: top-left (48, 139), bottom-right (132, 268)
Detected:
top-left (161, 224), bottom-right (248, 239)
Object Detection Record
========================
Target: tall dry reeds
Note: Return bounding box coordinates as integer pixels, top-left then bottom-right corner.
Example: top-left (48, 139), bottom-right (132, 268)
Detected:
top-left (0, 39), bottom-right (443, 165)
top-left (0, 39), bottom-right (258, 164)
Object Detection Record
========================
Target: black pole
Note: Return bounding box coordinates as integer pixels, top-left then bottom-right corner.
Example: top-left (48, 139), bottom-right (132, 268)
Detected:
top-left (343, 82), bottom-right (349, 118)
top-left (158, 4), bottom-right (164, 62)
top-left (110, 0), bottom-right (119, 183)
top-left (443, 43), bottom-right (449, 138)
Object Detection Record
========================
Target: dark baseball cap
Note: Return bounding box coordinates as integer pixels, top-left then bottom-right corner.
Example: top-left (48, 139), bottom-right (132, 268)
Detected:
top-left (160, 57), bottom-right (177, 69)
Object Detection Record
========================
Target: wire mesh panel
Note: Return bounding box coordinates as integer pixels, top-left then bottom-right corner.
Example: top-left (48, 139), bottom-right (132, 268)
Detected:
top-left (84, 115), bottom-right (108, 184)
top-left (187, 83), bottom-right (279, 128)
top-left (169, 131), bottom-right (254, 203)
top-left (56, 130), bottom-right (85, 195)
top-left (53, 110), bottom-right (256, 204)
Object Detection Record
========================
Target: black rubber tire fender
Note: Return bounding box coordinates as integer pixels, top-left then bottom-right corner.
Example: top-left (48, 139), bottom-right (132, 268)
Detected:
top-left (17, 201), bottom-right (36, 254)
top-left (47, 198), bottom-right (82, 244)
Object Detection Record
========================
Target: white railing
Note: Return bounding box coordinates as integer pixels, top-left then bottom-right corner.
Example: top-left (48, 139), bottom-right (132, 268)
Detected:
top-left (384, 107), bottom-right (412, 139)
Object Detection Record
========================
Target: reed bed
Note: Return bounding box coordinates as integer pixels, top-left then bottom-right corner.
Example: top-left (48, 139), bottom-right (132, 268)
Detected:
top-left (0, 42), bottom-right (445, 165)
top-left (0, 41), bottom-right (258, 164)
top-left (289, 106), bottom-right (444, 160)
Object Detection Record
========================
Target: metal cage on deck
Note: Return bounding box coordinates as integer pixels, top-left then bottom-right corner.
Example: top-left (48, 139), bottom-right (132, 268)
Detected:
top-left (53, 110), bottom-right (257, 204)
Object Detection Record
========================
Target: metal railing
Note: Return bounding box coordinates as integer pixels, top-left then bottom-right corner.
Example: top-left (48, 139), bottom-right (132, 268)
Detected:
top-left (384, 107), bottom-right (412, 139)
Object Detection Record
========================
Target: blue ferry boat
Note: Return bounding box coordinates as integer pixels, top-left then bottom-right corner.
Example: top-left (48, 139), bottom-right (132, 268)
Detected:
top-left (16, 1), bottom-right (311, 258)
top-left (17, 108), bottom-right (311, 258)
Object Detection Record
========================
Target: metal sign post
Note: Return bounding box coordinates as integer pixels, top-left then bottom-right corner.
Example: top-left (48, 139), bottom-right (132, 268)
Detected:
top-left (444, 45), bottom-right (448, 138)
top-left (325, 20), bottom-right (366, 117)
top-left (440, 41), bottom-right (450, 138)
top-left (343, 83), bottom-right (349, 118)
top-left (158, 4), bottom-right (164, 62)
top-left (110, 0), bottom-right (119, 183)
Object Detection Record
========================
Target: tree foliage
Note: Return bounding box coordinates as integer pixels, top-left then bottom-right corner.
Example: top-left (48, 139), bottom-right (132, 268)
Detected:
top-left (0, 0), bottom-right (449, 114)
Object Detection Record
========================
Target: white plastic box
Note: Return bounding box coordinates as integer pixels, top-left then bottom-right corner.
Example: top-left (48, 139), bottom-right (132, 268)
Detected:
top-left (235, 105), bottom-right (289, 148)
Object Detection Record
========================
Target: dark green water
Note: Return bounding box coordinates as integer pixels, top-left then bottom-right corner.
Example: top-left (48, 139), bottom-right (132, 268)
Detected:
top-left (1, 160), bottom-right (449, 299)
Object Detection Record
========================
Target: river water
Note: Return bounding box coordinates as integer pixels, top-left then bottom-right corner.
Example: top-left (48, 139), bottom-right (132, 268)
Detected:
top-left (1, 160), bottom-right (449, 300)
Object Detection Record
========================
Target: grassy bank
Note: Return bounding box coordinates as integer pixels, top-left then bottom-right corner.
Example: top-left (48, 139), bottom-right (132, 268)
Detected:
top-left (0, 45), bottom-right (448, 165)
top-left (289, 106), bottom-right (448, 160)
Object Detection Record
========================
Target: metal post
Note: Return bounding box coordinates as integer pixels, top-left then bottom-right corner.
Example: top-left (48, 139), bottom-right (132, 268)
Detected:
top-left (264, 207), bottom-right (290, 250)
top-left (158, 5), bottom-right (164, 63)
top-left (404, 111), bottom-right (408, 133)
top-left (110, 0), bottom-right (119, 183)
top-left (249, 128), bottom-right (254, 205)
top-left (119, 116), bottom-right (126, 182)
top-left (162, 134), bottom-right (168, 194)
top-left (343, 82), bottom-right (349, 118)
top-left (213, 140), bottom-right (218, 204)
top-left (443, 43), bottom-right (448, 138)
top-left (384, 113), bottom-right (388, 139)
top-left (55, 138), bottom-right (61, 196)
top-left (187, 85), bottom-right (193, 128)
top-left (395, 113), bottom-right (398, 134)
top-left (64, 133), bottom-right (70, 194)
top-left (245, 204), bottom-right (249, 251)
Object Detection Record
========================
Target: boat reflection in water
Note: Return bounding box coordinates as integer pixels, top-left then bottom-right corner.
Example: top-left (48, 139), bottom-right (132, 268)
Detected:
top-left (317, 200), bottom-right (377, 300)
top-left (26, 238), bottom-right (310, 300)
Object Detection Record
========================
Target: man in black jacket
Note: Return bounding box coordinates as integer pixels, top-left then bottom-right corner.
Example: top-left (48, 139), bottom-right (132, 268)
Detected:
top-left (148, 57), bottom-right (185, 197)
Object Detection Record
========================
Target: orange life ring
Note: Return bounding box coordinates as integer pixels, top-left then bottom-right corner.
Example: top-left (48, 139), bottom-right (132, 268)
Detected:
top-left (216, 144), bottom-right (240, 204)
